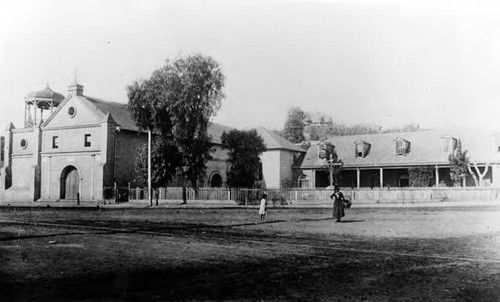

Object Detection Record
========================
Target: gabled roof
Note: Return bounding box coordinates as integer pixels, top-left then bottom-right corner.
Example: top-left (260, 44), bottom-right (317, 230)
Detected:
top-left (300, 128), bottom-right (500, 169)
top-left (84, 96), bottom-right (139, 131)
top-left (40, 90), bottom-right (302, 151)
top-left (256, 127), bottom-right (306, 152)
top-left (41, 93), bottom-right (139, 131)
top-left (207, 123), bottom-right (234, 145)
top-left (87, 97), bottom-right (236, 137)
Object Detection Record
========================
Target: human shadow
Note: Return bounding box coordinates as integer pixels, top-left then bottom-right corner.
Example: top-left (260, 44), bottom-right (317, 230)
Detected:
top-left (0, 218), bottom-right (292, 242)
top-left (335, 219), bottom-right (365, 223)
top-left (297, 218), bottom-right (335, 222)
top-left (144, 219), bottom-right (288, 231)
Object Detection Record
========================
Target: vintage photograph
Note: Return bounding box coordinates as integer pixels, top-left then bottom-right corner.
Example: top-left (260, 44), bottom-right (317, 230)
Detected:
top-left (1, 0), bottom-right (499, 301)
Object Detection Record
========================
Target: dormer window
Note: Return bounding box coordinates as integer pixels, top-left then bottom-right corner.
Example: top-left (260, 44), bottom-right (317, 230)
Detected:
top-left (354, 140), bottom-right (370, 158)
top-left (318, 142), bottom-right (326, 159)
top-left (441, 136), bottom-right (457, 153)
top-left (394, 138), bottom-right (410, 156)
top-left (318, 141), bottom-right (336, 159)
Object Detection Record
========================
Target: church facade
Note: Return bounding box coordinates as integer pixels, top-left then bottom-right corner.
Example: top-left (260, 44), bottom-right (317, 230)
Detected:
top-left (0, 83), bottom-right (305, 202)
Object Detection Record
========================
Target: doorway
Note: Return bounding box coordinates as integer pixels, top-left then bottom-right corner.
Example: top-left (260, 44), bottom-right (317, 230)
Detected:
top-left (60, 166), bottom-right (79, 200)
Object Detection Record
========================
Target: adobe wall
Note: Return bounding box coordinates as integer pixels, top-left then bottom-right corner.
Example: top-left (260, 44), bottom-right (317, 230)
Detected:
top-left (279, 150), bottom-right (295, 185)
top-left (114, 130), bottom-right (147, 187)
top-left (204, 159), bottom-right (228, 187)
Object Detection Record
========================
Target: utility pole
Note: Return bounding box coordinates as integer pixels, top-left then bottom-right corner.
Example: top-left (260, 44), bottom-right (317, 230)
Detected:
top-left (148, 129), bottom-right (152, 206)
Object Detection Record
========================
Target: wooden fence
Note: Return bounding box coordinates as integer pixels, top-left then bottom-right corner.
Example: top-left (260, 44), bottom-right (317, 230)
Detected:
top-left (125, 187), bottom-right (500, 204)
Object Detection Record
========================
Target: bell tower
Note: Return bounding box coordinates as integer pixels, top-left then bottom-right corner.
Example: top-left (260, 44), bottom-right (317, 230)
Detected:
top-left (24, 84), bottom-right (65, 128)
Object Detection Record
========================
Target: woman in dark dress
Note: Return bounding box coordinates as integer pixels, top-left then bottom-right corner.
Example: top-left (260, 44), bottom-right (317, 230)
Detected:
top-left (330, 185), bottom-right (345, 222)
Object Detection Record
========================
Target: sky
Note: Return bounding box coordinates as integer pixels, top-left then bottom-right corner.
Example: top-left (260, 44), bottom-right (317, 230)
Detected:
top-left (1, 0), bottom-right (500, 132)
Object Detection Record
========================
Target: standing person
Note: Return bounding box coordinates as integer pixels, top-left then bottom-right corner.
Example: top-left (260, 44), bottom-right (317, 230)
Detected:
top-left (259, 193), bottom-right (268, 222)
top-left (330, 185), bottom-right (345, 222)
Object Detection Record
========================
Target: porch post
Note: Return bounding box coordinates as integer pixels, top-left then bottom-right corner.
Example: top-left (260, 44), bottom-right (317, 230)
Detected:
top-left (379, 168), bottom-right (383, 188)
top-left (312, 169), bottom-right (316, 188)
top-left (435, 165), bottom-right (439, 187)
top-left (356, 167), bottom-right (360, 189)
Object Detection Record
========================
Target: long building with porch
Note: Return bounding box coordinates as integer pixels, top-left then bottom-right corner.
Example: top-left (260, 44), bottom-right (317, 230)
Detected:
top-left (297, 129), bottom-right (500, 188)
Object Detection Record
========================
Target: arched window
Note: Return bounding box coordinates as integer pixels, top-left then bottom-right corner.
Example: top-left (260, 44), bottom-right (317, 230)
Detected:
top-left (210, 173), bottom-right (223, 187)
top-left (298, 175), bottom-right (310, 188)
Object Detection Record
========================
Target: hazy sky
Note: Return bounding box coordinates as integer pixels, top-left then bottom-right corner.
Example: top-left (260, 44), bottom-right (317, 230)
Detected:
top-left (1, 0), bottom-right (500, 131)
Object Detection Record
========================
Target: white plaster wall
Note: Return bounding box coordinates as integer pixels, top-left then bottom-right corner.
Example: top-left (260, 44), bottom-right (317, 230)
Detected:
top-left (11, 156), bottom-right (32, 190)
top-left (40, 153), bottom-right (104, 201)
top-left (47, 96), bottom-right (103, 128)
top-left (11, 130), bottom-right (34, 155)
top-left (41, 126), bottom-right (101, 153)
top-left (261, 151), bottom-right (281, 188)
top-left (6, 130), bottom-right (36, 200)
top-left (38, 95), bottom-right (106, 200)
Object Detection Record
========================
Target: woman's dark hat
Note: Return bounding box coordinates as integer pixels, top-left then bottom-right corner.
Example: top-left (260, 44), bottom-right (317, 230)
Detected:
top-left (334, 185), bottom-right (340, 190)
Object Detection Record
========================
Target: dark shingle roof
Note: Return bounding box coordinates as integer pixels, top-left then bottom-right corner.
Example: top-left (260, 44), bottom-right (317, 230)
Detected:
top-left (207, 123), bottom-right (234, 144)
top-left (84, 96), bottom-right (139, 131)
top-left (300, 129), bottom-right (500, 169)
top-left (80, 96), bottom-right (303, 151)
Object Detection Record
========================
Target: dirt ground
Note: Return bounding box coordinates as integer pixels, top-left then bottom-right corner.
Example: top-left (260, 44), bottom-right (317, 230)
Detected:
top-left (1, 206), bottom-right (500, 301)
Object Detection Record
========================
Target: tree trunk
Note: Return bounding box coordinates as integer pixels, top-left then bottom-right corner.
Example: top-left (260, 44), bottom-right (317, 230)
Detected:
top-left (182, 185), bottom-right (187, 204)
top-left (467, 165), bottom-right (479, 187)
top-left (473, 163), bottom-right (490, 187)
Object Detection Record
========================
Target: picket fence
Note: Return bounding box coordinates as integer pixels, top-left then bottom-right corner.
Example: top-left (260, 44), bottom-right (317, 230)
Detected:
top-left (121, 187), bottom-right (500, 205)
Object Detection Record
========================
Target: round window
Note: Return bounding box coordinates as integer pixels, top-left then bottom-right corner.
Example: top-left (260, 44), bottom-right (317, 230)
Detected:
top-left (68, 106), bottom-right (76, 117)
top-left (20, 139), bottom-right (28, 149)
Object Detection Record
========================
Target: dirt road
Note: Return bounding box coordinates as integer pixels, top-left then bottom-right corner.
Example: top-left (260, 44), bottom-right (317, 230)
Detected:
top-left (1, 206), bottom-right (499, 301)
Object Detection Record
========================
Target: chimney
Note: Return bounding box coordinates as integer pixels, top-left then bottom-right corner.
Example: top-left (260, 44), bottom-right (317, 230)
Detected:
top-left (68, 82), bottom-right (84, 96)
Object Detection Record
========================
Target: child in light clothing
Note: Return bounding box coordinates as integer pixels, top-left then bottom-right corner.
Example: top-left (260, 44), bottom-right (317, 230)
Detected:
top-left (259, 193), bottom-right (268, 221)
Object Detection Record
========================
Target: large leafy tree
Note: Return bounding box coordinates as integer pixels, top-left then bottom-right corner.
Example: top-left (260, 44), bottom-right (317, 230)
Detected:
top-left (221, 129), bottom-right (267, 188)
top-left (283, 107), bottom-right (306, 143)
top-left (134, 137), bottom-right (181, 198)
top-left (127, 54), bottom-right (225, 202)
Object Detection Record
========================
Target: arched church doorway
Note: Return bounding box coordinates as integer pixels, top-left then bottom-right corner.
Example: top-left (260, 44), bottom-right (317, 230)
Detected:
top-left (210, 173), bottom-right (223, 187)
top-left (60, 166), bottom-right (79, 200)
